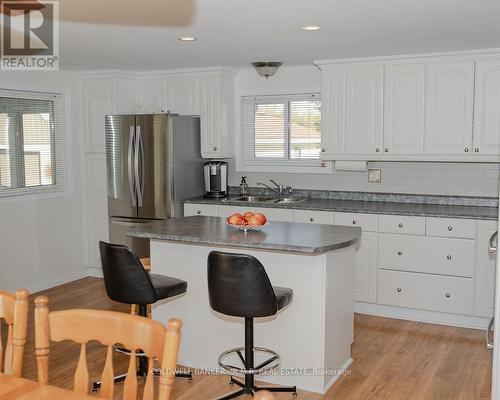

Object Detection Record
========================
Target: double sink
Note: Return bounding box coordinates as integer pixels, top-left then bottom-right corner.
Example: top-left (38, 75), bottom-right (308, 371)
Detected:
top-left (223, 196), bottom-right (306, 204)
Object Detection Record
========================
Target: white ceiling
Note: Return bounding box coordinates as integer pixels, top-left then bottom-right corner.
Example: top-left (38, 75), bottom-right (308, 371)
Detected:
top-left (58, 0), bottom-right (500, 70)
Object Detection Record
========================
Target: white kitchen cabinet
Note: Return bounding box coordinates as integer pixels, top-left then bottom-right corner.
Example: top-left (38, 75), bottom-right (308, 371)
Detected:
top-left (474, 220), bottom-right (498, 317)
top-left (335, 212), bottom-right (378, 303)
top-left (344, 66), bottom-right (384, 155)
top-left (292, 209), bottom-right (334, 224)
top-left (320, 68), bottom-right (345, 159)
top-left (166, 75), bottom-right (199, 116)
top-left (379, 214), bottom-right (426, 236)
top-left (184, 203), bottom-right (218, 217)
top-left (424, 61), bottom-right (474, 155)
top-left (136, 78), bottom-right (167, 113)
top-left (199, 72), bottom-right (235, 159)
top-left (218, 205), bottom-right (293, 222)
top-left (473, 60), bottom-right (500, 156)
top-left (383, 64), bottom-right (425, 155)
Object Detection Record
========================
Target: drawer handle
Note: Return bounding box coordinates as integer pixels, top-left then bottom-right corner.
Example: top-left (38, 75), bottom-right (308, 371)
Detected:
top-left (398, 223), bottom-right (403, 228)
top-left (213, 146), bottom-right (218, 151)
top-left (321, 148), bottom-right (326, 152)
top-left (445, 293), bottom-right (451, 298)
top-left (375, 148), bottom-right (380, 153)
top-left (447, 255), bottom-right (452, 260)
top-left (196, 210), bottom-right (202, 215)
top-left (397, 250), bottom-right (403, 256)
top-left (396, 288), bottom-right (402, 293)
top-left (309, 217), bottom-right (315, 222)
top-left (448, 226), bottom-right (453, 231)
top-left (352, 220), bottom-right (357, 225)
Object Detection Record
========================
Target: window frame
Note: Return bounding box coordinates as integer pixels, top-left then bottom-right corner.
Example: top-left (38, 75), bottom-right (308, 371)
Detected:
top-left (238, 93), bottom-right (332, 174)
top-left (0, 89), bottom-right (67, 199)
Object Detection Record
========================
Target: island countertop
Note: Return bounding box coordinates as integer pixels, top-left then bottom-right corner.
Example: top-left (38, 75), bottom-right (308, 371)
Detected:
top-left (128, 216), bottom-right (361, 255)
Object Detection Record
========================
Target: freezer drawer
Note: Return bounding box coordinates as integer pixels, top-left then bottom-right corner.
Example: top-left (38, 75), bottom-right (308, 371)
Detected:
top-left (108, 217), bottom-right (152, 258)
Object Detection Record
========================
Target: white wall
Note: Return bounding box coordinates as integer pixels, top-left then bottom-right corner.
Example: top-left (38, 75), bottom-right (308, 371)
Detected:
top-left (0, 71), bottom-right (87, 292)
top-left (231, 66), bottom-right (500, 198)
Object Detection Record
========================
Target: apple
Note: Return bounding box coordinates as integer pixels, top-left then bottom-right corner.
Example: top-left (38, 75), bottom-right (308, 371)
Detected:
top-left (248, 213), bottom-right (267, 226)
top-left (243, 211), bottom-right (254, 219)
top-left (235, 216), bottom-right (248, 225)
top-left (228, 214), bottom-right (242, 225)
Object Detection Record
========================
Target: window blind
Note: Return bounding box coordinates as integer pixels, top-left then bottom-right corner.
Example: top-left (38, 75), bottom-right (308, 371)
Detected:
top-left (0, 90), bottom-right (65, 197)
top-left (241, 93), bottom-right (321, 166)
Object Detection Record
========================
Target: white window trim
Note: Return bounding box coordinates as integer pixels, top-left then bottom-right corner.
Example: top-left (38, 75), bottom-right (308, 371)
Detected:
top-left (236, 92), bottom-right (332, 174)
top-left (0, 88), bottom-right (71, 200)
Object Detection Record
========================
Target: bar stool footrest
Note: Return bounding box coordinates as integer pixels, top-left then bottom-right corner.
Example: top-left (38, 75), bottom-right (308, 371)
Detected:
top-left (218, 346), bottom-right (280, 375)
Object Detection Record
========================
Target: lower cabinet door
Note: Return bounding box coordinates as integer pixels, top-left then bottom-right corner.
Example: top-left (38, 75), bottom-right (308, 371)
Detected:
top-left (354, 232), bottom-right (378, 303)
top-left (377, 269), bottom-right (474, 315)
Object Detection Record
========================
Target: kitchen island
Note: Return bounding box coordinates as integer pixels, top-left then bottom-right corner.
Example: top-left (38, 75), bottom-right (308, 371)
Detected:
top-left (129, 216), bottom-right (361, 394)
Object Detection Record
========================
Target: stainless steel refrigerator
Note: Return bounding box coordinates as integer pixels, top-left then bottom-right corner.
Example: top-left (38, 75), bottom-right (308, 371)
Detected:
top-left (105, 113), bottom-right (204, 257)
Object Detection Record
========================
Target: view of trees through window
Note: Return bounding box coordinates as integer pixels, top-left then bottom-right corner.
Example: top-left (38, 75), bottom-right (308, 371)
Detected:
top-left (254, 99), bottom-right (321, 160)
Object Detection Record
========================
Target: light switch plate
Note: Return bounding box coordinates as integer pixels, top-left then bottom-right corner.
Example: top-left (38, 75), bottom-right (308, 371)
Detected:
top-left (368, 169), bottom-right (382, 183)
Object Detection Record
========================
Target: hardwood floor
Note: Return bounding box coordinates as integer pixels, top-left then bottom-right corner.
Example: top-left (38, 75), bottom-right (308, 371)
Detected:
top-left (2, 277), bottom-right (492, 399)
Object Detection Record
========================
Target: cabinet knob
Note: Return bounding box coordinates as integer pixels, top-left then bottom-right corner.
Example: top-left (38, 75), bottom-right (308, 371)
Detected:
top-left (464, 148), bottom-right (470, 152)
top-left (447, 255), bottom-right (452, 260)
top-left (352, 220), bottom-right (357, 225)
top-left (397, 250), bottom-right (403, 256)
top-left (445, 293), bottom-right (451, 298)
top-left (375, 148), bottom-right (380, 153)
top-left (396, 288), bottom-right (402, 293)
top-left (384, 148), bottom-right (389, 153)
top-left (448, 226), bottom-right (453, 231)
top-left (398, 223), bottom-right (403, 228)
top-left (213, 146), bottom-right (218, 151)
top-left (196, 210), bottom-right (202, 215)
top-left (309, 217), bottom-right (315, 222)
top-left (321, 148), bottom-right (326, 152)
top-left (474, 148), bottom-right (479, 153)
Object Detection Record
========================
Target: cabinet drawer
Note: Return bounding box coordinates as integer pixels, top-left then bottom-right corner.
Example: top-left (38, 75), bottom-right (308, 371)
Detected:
top-left (426, 217), bottom-right (476, 239)
top-left (292, 210), bottom-right (334, 224)
top-left (218, 205), bottom-right (293, 222)
top-left (379, 215), bottom-right (425, 235)
top-left (334, 212), bottom-right (378, 232)
top-left (379, 234), bottom-right (475, 278)
top-left (184, 203), bottom-right (218, 217)
top-left (377, 269), bottom-right (474, 315)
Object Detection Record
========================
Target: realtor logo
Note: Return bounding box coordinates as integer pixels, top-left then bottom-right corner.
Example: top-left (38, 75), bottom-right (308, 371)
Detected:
top-left (0, 0), bottom-right (59, 70)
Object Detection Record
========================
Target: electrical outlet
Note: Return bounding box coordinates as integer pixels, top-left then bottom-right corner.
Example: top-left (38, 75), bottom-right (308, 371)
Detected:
top-left (368, 168), bottom-right (382, 183)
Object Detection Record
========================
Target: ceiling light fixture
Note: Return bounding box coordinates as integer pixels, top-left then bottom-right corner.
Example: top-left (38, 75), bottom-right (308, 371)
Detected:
top-left (251, 62), bottom-right (283, 79)
top-left (301, 25), bottom-right (321, 31)
top-left (178, 36), bottom-right (197, 41)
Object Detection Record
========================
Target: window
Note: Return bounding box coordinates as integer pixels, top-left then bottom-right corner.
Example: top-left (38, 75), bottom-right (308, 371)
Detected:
top-left (0, 90), bottom-right (65, 197)
top-left (241, 94), bottom-right (324, 171)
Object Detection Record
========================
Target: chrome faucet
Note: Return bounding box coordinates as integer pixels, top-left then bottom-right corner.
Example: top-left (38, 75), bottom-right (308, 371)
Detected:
top-left (257, 180), bottom-right (284, 197)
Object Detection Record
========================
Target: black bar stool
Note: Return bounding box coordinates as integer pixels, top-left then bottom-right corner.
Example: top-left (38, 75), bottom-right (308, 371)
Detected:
top-left (93, 241), bottom-right (192, 392)
top-left (207, 251), bottom-right (297, 399)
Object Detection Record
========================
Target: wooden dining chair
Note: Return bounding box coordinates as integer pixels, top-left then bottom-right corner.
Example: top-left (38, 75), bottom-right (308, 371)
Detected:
top-left (0, 289), bottom-right (29, 377)
top-left (34, 295), bottom-right (182, 400)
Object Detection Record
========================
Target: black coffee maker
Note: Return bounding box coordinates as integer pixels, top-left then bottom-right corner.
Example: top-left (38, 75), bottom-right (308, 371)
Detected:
top-left (204, 161), bottom-right (228, 198)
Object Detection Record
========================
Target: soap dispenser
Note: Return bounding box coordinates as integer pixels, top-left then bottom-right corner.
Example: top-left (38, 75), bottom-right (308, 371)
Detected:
top-left (239, 177), bottom-right (248, 196)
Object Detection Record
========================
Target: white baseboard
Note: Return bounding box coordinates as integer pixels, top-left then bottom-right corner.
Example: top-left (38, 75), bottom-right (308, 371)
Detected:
top-left (26, 269), bottom-right (89, 294)
top-left (323, 357), bottom-right (353, 394)
top-left (355, 301), bottom-right (491, 330)
top-left (86, 266), bottom-right (103, 278)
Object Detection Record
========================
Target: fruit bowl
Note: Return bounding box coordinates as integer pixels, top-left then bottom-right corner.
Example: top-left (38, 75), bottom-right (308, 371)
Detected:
top-left (226, 220), bottom-right (269, 232)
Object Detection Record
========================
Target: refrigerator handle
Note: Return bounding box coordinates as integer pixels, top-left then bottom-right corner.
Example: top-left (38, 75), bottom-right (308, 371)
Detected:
top-left (135, 125), bottom-right (144, 207)
top-left (128, 125), bottom-right (137, 207)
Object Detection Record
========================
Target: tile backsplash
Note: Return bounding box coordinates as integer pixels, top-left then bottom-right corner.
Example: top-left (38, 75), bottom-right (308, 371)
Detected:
top-left (229, 161), bottom-right (500, 198)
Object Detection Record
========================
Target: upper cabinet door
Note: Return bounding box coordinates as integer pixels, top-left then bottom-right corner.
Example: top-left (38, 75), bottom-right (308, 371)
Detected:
top-left (384, 64), bottom-right (425, 155)
top-left (166, 75), bottom-right (200, 116)
top-left (320, 69), bottom-right (345, 159)
top-left (424, 61), bottom-right (474, 155)
top-left (136, 78), bottom-right (167, 113)
top-left (473, 60), bottom-right (500, 156)
top-left (344, 66), bottom-right (384, 155)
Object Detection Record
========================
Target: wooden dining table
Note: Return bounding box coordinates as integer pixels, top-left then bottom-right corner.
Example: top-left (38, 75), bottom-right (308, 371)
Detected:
top-left (0, 373), bottom-right (99, 399)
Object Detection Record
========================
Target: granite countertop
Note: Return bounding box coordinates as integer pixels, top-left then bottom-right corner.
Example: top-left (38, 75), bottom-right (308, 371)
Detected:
top-left (184, 196), bottom-right (499, 221)
top-left (128, 216), bottom-right (362, 255)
